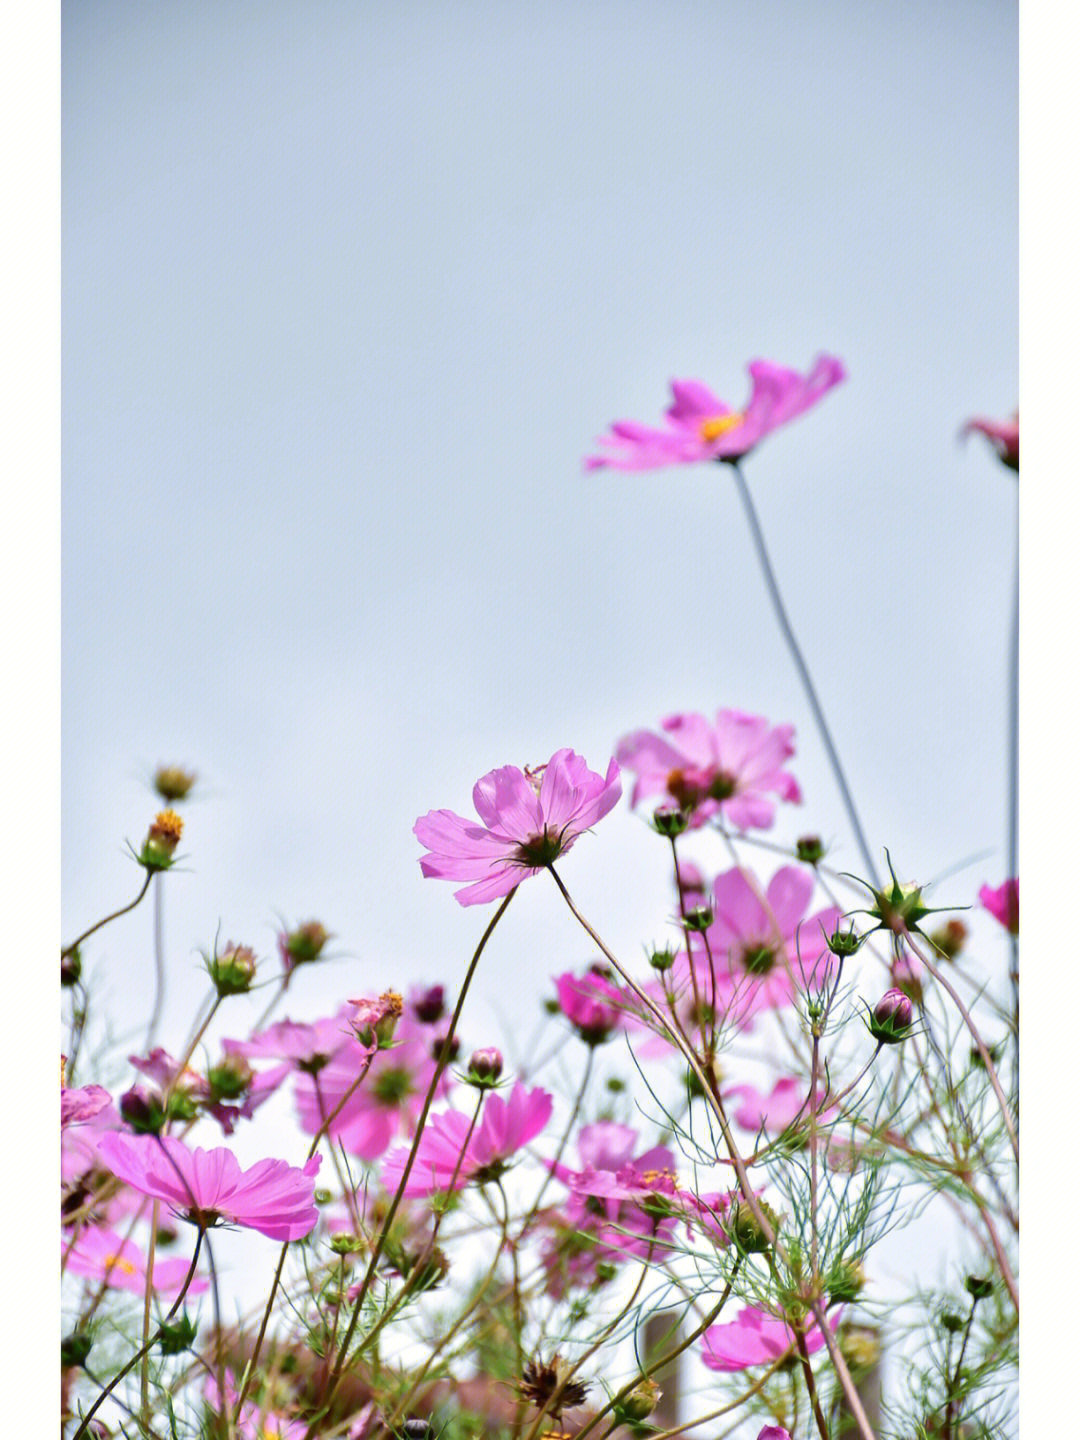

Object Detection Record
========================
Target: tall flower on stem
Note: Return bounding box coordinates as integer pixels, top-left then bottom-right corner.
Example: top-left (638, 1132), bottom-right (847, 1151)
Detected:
top-left (414, 748), bottom-right (621, 905)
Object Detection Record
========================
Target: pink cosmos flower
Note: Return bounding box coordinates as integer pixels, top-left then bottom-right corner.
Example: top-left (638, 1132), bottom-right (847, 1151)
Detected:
top-left (63, 1225), bottom-right (209, 1297)
top-left (759, 1429), bottom-right (793, 1440)
top-left (725, 1077), bottom-right (835, 1136)
top-left (381, 1082), bottom-right (553, 1197)
top-left (414, 748), bottom-right (622, 905)
top-left (225, 1008), bottom-right (357, 1072)
top-left (963, 412), bottom-right (1019, 471)
top-left (688, 865), bottom-right (841, 1029)
top-left (96, 1133), bottom-right (321, 1241)
top-left (616, 710), bottom-right (801, 831)
top-left (701, 1304), bottom-right (839, 1371)
top-left (205, 1372), bottom-right (308, 1440)
top-left (61, 1083), bottom-right (112, 1129)
top-left (586, 356), bottom-right (846, 471)
top-left (553, 967), bottom-right (626, 1044)
top-left (294, 1012), bottom-right (445, 1161)
top-left (979, 878), bottom-right (1019, 935)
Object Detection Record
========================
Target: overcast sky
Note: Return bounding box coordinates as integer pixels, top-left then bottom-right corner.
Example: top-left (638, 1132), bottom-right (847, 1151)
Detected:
top-left (62, 0), bottom-right (1017, 1359)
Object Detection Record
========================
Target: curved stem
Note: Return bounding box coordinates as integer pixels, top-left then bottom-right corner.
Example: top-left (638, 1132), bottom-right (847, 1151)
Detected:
top-left (145, 876), bottom-right (166, 1050)
top-left (72, 1230), bottom-right (203, 1440)
top-left (62, 869), bottom-right (153, 960)
top-left (728, 460), bottom-right (880, 888)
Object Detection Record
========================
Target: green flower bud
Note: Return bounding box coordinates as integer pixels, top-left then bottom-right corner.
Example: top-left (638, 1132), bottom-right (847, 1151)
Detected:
top-left (795, 835), bottom-right (825, 865)
top-left (61, 1332), bottom-right (93, 1369)
top-left (158, 1313), bottom-right (198, 1355)
top-left (727, 1198), bottom-right (780, 1253)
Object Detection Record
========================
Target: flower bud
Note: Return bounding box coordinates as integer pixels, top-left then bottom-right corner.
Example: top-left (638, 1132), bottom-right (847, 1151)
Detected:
top-left (431, 1033), bottom-right (461, 1066)
top-left (964, 1274), bottom-right (993, 1301)
top-left (139, 810), bottom-right (183, 871)
top-left (397, 1422), bottom-right (432, 1440)
top-left (682, 904), bottom-right (714, 933)
top-left (866, 857), bottom-right (936, 935)
top-left (869, 988), bottom-right (914, 1045)
top-left (616, 1377), bottom-right (662, 1424)
top-left (795, 835), bottom-right (825, 865)
top-left (208, 942), bottom-right (257, 997)
top-left (594, 1260), bottom-right (617, 1283)
top-left (826, 924), bottom-right (862, 958)
top-left (153, 765), bottom-right (197, 803)
top-left (61, 1331), bottom-right (93, 1369)
top-left (280, 920), bottom-right (331, 973)
top-left (61, 948), bottom-right (82, 987)
top-left (606, 1076), bottom-right (626, 1094)
top-left (929, 918), bottom-right (968, 960)
top-left (652, 805), bottom-right (689, 837)
top-left (207, 1053), bottom-right (253, 1102)
top-left (158, 1313), bottom-right (198, 1355)
top-left (940, 1310), bottom-right (966, 1334)
top-left (827, 1258), bottom-right (867, 1305)
top-left (314, 1188), bottom-right (333, 1205)
top-left (466, 1047), bottom-right (504, 1088)
top-left (119, 1086), bottom-right (165, 1135)
top-left (890, 951), bottom-right (923, 1005)
top-left (330, 1232), bottom-right (364, 1255)
top-left (411, 984), bottom-right (445, 1024)
top-left (648, 946), bottom-right (677, 972)
top-left (727, 1198), bottom-right (780, 1253)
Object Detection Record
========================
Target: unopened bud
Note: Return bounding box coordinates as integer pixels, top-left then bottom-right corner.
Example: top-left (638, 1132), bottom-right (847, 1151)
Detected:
top-left (158, 1313), bottom-right (198, 1355)
top-left (467, 1047), bottom-right (504, 1087)
top-left (119, 1086), bottom-right (164, 1135)
top-left (330, 1232), bottom-right (364, 1255)
top-left (795, 835), bottom-right (825, 865)
top-left (61, 948), bottom-right (82, 987)
top-left (207, 1053), bottom-right (253, 1102)
top-left (432, 1033), bottom-right (460, 1066)
top-left (652, 805), bottom-right (689, 838)
top-left (595, 1260), bottom-right (617, 1283)
top-left (727, 1198), bottom-right (780, 1253)
top-left (314, 1188), bottom-right (333, 1205)
top-left (964, 1275), bottom-right (993, 1301)
top-left (209, 942), bottom-right (257, 997)
top-left (648, 946), bottom-right (677, 972)
top-left (828, 1258), bottom-right (867, 1305)
top-left (280, 920), bottom-right (331, 971)
top-left (929, 918), bottom-right (968, 960)
top-left (617, 1377), bottom-right (662, 1423)
top-left (61, 1331), bottom-right (93, 1369)
top-left (940, 1310), bottom-right (966, 1334)
top-left (139, 810), bottom-right (183, 870)
top-left (153, 765), bottom-right (197, 803)
top-left (826, 924), bottom-right (862, 958)
top-left (682, 904), bottom-right (714, 933)
top-left (869, 988), bottom-right (914, 1045)
top-left (412, 984), bottom-right (445, 1024)
top-left (867, 856), bottom-right (938, 935)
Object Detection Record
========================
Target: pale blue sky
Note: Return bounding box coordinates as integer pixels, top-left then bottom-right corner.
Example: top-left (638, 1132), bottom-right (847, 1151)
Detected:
top-left (63, 0), bottom-right (1016, 1111)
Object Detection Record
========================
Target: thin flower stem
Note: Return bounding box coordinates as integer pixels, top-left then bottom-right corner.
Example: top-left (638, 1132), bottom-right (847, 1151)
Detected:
top-left (62, 869), bottom-right (154, 960)
top-left (944, 1293), bottom-right (979, 1440)
top-left (547, 864), bottom-right (878, 1440)
top-left (145, 875), bottom-right (166, 1050)
top-left (71, 1230), bottom-right (204, 1440)
top-left (138, 1198), bottom-right (161, 1429)
top-left (1007, 527), bottom-right (1019, 1085)
top-left (310, 887), bottom-right (517, 1429)
top-left (795, 1323), bottom-right (831, 1440)
top-left (520, 1047), bottom-right (593, 1232)
top-left (728, 459), bottom-right (880, 888)
top-left (904, 930), bottom-right (1018, 1161)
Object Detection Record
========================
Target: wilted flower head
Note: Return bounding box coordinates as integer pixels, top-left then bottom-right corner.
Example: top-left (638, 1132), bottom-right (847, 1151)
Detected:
top-left (519, 1355), bottom-right (589, 1416)
top-left (97, 1132), bottom-right (322, 1240)
top-left (586, 356), bottom-right (846, 470)
top-left (61, 1082), bottom-right (112, 1129)
top-left (962, 411), bottom-right (1019, 471)
top-left (617, 710), bottom-right (800, 831)
top-left (414, 748), bottom-right (621, 905)
top-left (139, 810), bottom-right (184, 870)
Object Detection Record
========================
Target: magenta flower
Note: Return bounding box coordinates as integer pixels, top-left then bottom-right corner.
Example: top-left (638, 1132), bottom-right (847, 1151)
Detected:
top-left (96, 1133), bottom-right (322, 1241)
top-left (616, 710), bottom-right (801, 831)
top-left (725, 1077), bottom-right (834, 1136)
top-left (415, 748), bottom-right (622, 905)
top-left (381, 1082), bottom-right (553, 1197)
top-left (701, 1304), bottom-right (838, 1371)
top-left (586, 356), bottom-right (846, 471)
top-left (554, 966), bottom-right (626, 1045)
top-left (979, 878), bottom-right (1019, 935)
top-left (759, 1429), bottom-right (793, 1440)
top-left (63, 1225), bottom-right (209, 1297)
top-left (963, 412), bottom-right (1019, 472)
top-left (225, 1008), bottom-right (357, 1072)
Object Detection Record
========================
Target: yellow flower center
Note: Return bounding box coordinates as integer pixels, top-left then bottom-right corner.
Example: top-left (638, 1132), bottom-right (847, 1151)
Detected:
top-left (699, 413), bottom-right (745, 442)
top-left (103, 1253), bottom-right (138, 1276)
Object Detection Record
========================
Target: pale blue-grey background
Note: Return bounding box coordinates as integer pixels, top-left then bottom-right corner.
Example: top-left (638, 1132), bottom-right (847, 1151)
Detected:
top-left (63, 0), bottom-right (1017, 1398)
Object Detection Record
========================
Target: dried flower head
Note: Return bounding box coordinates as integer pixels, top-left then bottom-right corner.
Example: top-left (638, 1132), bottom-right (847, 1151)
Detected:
top-left (519, 1356), bottom-right (589, 1416)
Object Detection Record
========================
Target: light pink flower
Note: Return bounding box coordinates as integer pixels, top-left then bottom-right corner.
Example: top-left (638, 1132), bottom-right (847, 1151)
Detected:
top-left (96, 1133), bottom-right (321, 1241)
top-left (415, 748), bottom-right (621, 905)
top-left (586, 356), bottom-right (846, 471)
top-left (225, 1009), bottom-right (357, 1071)
top-left (61, 1084), bottom-right (112, 1129)
top-left (689, 865), bottom-right (841, 1029)
top-left (616, 710), bottom-right (801, 831)
top-left (381, 1082), bottom-right (553, 1197)
top-left (701, 1304), bottom-right (839, 1371)
top-left (759, 1428), bottom-right (793, 1440)
top-left (63, 1225), bottom-right (208, 1296)
top-left (725, 1077), bottom-right (834, 1136)
top-left (962, 412), bottom-right (1019, 471)
top-left (205, 1372), bottom-right (308, 1440)
top-left (294, 1015), bottom-right (444, 1161)
top-left (979, 878), bottom-right (1019, 935)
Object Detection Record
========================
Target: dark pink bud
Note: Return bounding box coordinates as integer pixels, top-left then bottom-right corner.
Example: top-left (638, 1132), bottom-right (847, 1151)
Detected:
top-left (467, 1047), bottom-right (504, 1086)
top-left (412, 984), bottom-right (446, 1024)
top-left (869, 988), bottom-right (914, 1044)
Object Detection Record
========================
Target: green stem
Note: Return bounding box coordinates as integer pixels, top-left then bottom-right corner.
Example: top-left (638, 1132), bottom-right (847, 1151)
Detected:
top-left (62, 869), bottom-right (154, 960)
